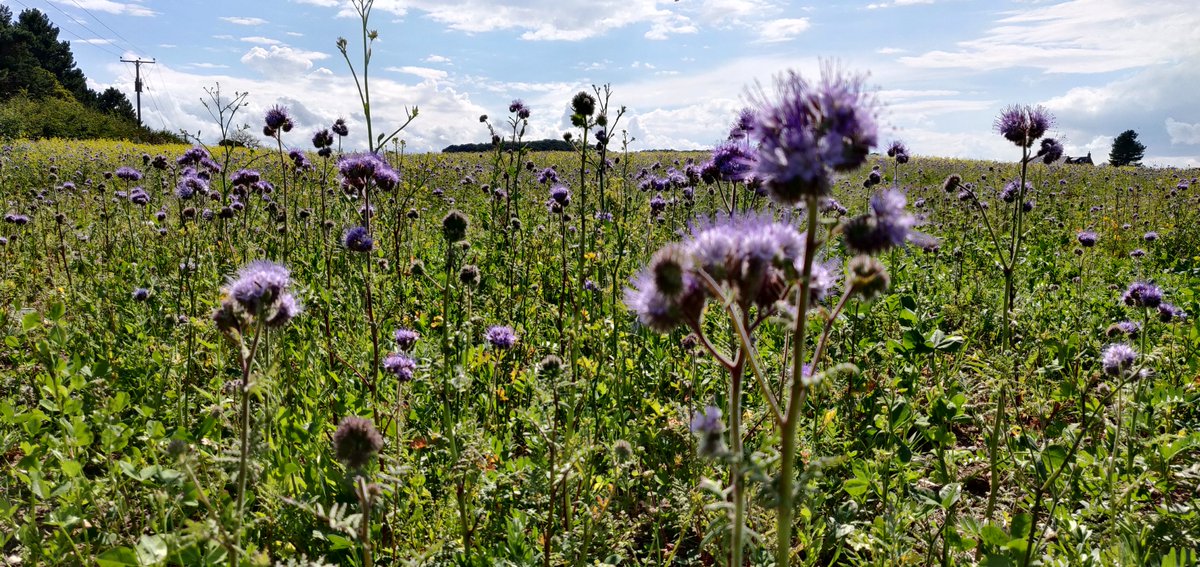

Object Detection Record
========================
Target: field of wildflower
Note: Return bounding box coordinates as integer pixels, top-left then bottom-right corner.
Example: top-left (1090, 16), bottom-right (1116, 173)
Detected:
top-left (4, 7), bottom-right (1200, 567)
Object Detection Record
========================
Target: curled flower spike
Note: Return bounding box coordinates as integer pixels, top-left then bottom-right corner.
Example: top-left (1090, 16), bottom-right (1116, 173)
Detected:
top-left (994, 104), bottom-right (1053, 148)
top-left (742, 65), bottom-right (878, 204)
top-left (689, 406), bottom-right (726, 457)
top-left (333, 416), bottom-right (383, 470)
top-left (1101, 343), bottom-right (1137, 377)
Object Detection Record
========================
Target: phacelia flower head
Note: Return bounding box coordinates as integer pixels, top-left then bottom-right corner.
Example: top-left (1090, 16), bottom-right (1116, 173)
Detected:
top-left (312, 128), bottom-right (334, 149)
top-left (383, 353), bottom-right (416, 381)
top-left (538, 167), bottom-right (559, 185)
top-left (509, 99), bottom-right (531, 120)
top-left (689, 405), bottom-right (726, 457)
top-left (994, 104), bottom-right (1053, 148)
top-left (338, 153), bottom-right (383, 191)
top-left (332, 118), bottom-right (349, 137)
top-left (442, 210), bottom-right (469, 243)
top-left (1122, 281), bottom-right (1162, 309)
top-left (842, 189), bottom-right (931, 255)
top-left (709, 140), bottom-right (755, 182)
top-left (231, 169), bottom-right (261, 187)
top-left (744, 65), bottom-right (878, 204)
top-left (886, 140), bottom-right (909, 163)
top-left (729, 107), bottom-right (756, 139)
top-left (1037, 138), bottom-right (1064, 164)
top-left (744, 66), bottom-right (878, 204)
top-left (571, 91), bottom-right (596, 118)
top-left (175, 174), bottom-right (207, 200)
top-left (132, 287), bottom-right (150, 301)
top-left (264, 105), bottom-right (293, 134)
top-left (342, 226), bottom-right (374, 253)
top-left (177, 146), bottom-right (210, 167)
top-left (115, 166), bottom-right (143, 182)
top-left (1101, 343), bottom-right (1137, 377)
top-left (1157, 302), bottom-right (1186, 323)
top-left (225, 260), bottom-right (292, 315)
top-left (1143, 231), bottom-right (1158, 242)
top-left (333, 415), bottom-right (383, 470)
top-left (1077, 231), bottom-right (1098, 247)
top-left (485, 325), bottom-right (517, 349)
top-left (549, 184), bottom-right (571, 207)
top-left (393, 328), bottom-right (419, 351)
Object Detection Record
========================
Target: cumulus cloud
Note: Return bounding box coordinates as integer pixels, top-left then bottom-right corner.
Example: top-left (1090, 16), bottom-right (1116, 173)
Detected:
top-left (899, 0), bottom-right (1200, 73)
top-left (98, 59), bottom-right (488, 153)
top-left (221, 16), bottom-right (269, 26)
top-left (240, 45), bottom-right (330, 77)
top-left (388, 66), bottom-right (450, 81)
top-left (756, 18), bottom-right (810, 43)
top-left (49, 0), bottom-right (156, 17)
top-left (1165, 118), bottom-right (1200, 145)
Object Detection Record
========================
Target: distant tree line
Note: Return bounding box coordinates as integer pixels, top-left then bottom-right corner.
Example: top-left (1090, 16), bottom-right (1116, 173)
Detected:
top-left (0, 7), bottom-right (181, 143)
top-left (443, 139), bottom-right (574, 153)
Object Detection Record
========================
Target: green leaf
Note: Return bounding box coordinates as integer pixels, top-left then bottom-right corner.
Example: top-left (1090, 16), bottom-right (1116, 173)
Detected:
top-left (96, 546), bottom-right (140, 567)
top-left (136, 534), bottom-right (168, 565)
top-left (48, 301), bottom-right (65, 321)
top-left (843, 477), bottom-right (870, 498)
top-left (22, 311), bottom-right (41, 331)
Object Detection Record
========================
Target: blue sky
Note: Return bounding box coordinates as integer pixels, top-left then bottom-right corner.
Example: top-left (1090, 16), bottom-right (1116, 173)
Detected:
top-left (3, 0), bottom-right (1198, 166)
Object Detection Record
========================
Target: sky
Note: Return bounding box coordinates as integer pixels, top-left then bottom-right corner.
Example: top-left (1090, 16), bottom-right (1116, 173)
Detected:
top-left (2, 0), bottom-right (1198, 166)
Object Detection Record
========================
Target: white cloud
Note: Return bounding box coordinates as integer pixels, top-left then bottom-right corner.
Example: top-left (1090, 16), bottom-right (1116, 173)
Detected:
top-left (241, 36), bottom-right (283, 46)
top-left (240, 45), bottom-right (330, 77)
top-left (221, 16), bottom-right (269, 26)
top-left (294, 0), bottom-right (696, 41)
top-left (99, 60), bottom-right (488, 153)
top-left (1165, 118), bottom-right (1200, 145)
top-left (425, 55), bottom-right (452, 64)
top-left (756, 18), bottom-right (810, 43)
top-left (189, 62), bottom-right (230, 69)
top-left (49, 0), bottom-right (156, 17)
top-left (876, 47), bottom-right (906, 55)
top-left (387, 66), bottom-right (449, 81)
top-left (899, 0), bottom-right (1200, 73)
top-left (159, 44), bottom-right (177, 49)
top-left (76, 38), bottom-right (115, 45)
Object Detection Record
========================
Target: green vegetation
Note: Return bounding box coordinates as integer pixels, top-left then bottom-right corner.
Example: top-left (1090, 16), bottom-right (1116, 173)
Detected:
top-left (0, 7), bottom-right (181, 143)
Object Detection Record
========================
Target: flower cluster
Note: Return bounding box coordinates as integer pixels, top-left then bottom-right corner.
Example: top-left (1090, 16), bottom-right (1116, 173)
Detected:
top-left (741, 66), bottom-right (878, 204)
top-left (994, 104), bottom-right (1053, 148)
top-left (842, 189), bottom-right (929, 255)
top-left (625, 215), bottom-right (839, 333)
top-left (263, 105), bottom-right (294, 137)
top-left (342, 226), bottom-right (374, 253)
top-left (886, 140), bottom-right (909, 164)
top-left (485, 325), bottom-right (517, 350)
top-left (211, 260), bottom-right (302, 335)
top-left (333, 415), bottom-right (383, 470)
top-left (337, 153), bottom-right (399, 193)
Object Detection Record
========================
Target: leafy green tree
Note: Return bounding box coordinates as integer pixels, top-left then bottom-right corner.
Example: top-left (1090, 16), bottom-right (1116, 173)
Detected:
top-left (1109, 129), bottom-right (1146, 167)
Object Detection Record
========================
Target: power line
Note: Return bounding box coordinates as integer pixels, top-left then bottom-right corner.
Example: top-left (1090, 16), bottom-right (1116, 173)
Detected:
top-left (37, 0), bottom-right (130, 56)
top-left (64, 0), bottom-right (150, 57)
top-left (7, 0), bottom-right (124, 57)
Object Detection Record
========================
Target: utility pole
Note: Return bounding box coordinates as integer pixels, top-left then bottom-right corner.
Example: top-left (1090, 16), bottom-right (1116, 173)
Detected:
top-left (120, 57), bottom-right (155, 128)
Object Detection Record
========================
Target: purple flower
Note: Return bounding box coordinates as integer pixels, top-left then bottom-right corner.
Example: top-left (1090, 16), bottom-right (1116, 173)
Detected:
top-left (745, 67), bottom-right (878, 204)
top-left (383, 353), bottom-right (416, 381)
top-left (312, 128), bottom-right (334, 149)
top-left (231, 169), bottom-right (261, 186)
top-left (709, 140), bottom-right (755, 182)
top-left (689, 405), bottom-right (726, 457)
top-left (1130, 248), bottom-right (1145, 258)
top-left (342, 226), bottom-right (374, 253)
top-left (994, 104), bottom-right (1054, 147)
top-left (509, 99), bottom-right (531, 120)
top-left (886, 140), bottom-right (909, 163)
top-left (332, 118), bottom-right (349, 137)
top-left (393, 328), bottom-right (419, 351)
top-left (132, 287), bottom-right (150, 301)
top-left (264, 105), bottom-right (293, 134)
top-left (1158, 302), bottom-right (1186, 323)
top-left (538, 167), bottom-right (558, 185)
top-left (373, 164), bottom-right (400, 191)
top-left (843, 189), bottom-right (931, 255)
top-left (177, 146), bottom-right (210, 166)
top-left (1101, 343), bottom-right (1136, 377)
top-left (223, 260), bottom-right (295, 319)
top-left (115, 167), bottom-right (143, 182)
top-left (1122, 281), bottom-right (1162, 308)
top-left (1038, 138), bottom-right (1064, 164)
top-left (1077, 231), bottom-right (1098, 247)
top-left (1143, 231), bottom-right (1158, 242)
top-left (729, 107), bottom-right (756, 139)
top-left (549, 184), bottom-right (570, 206)
top-left (175, 174), bottom-right (207, 200)
top-left (129, 187), bottom-right (150, 206)
top-left (1000, 179), bottom-right (1032, 203)
top-left (485, 325), bottom-right (517, 349)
